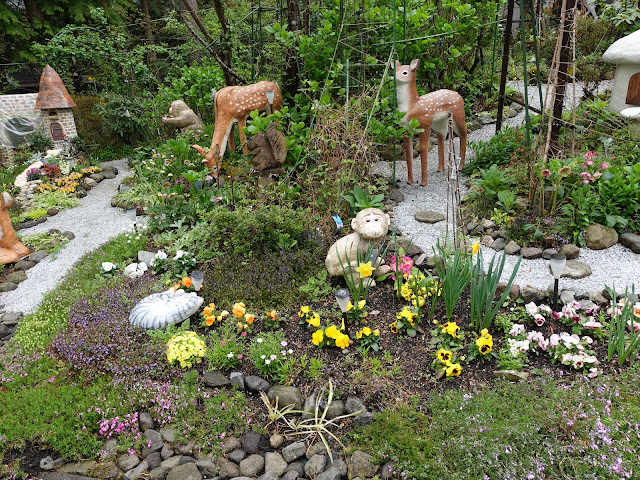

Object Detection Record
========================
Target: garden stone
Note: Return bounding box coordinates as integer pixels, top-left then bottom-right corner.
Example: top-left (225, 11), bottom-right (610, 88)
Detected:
top-left (28, 250), bottom-right (49, 263)
top-left (90, 173), bottom-right (105, 183)
top-left (129, 289), bottom-right (204, 330)
top-left (76, 189), bottom-right (87, 198)
top-left (269, 434), bottom-right (284, 449)
top-left (559, 260), bottom-right (592, 279)
top-left (558, 244), bottom-right (580, 259)
top-left (36, 216), bottom-right (48, 224)
top-left (138, 250), bottom-right (157, 266)
top-left (0, 283), bottom-right (18, 292)
top-left (348, 451), bottom-right (378, 479)
top-left (118, 454), bottom-right (141, 471)
top-left (267, 385), bottom-right (304, 410)
top-left (376, 264), bottom-right (391, 276)
top-left (585, 224), bottom-right (618, 250)
top-left (317, 468), bottom-right (342, 480)
top-left (574, 289), bottom-right (588, 301)
top-left (89, 461), bottom-right (119, 479)
top-left (521, 285), bottom-right (547, 304)
top-left (229, 372), bottom-right (245, 391)
top-left (61, 460), bottom-right (97, 476)
top-left (20, 220), bottom-right (38, 228)
top-left (1, 312), bottom-right (22, 324)
top-left (149, 466), bottom-right (169, 480)
top-left (504, 241), bottom-right (521, 255)
top-left (264, 452), bottom-right (288, 476)
top-left (103, 165), bottom-right (119, 175)
top-left (61, 231), bottom-right (75, 240)
top-left (229, 449), bottom-right (247, 464)
top-left (306, 443), bottom-right (328, 459)
top-left (0, 324), bottom-right (11, 337)
top-left (241, 431), bottom-right (261, 454)
top-left (327, 459), bottom-right (347, 477)
top-left (345, 397), bottom-right (366, 414)
top-left (125, 460), bottom-right (149, 480)
top-left (588, 291), bottom-right (608, 305)
top-left (325, 399), bottom-right (345, 419)
top-left (494, 229), bottom-right (509, 239)
top-left (14, 260), bottom-right (36, 270)
top-left (139, 412), bottom-right (154, 430)
top-left (195, 459), bottom-right (218, 477)
top-left (161, 444), bottom-right (175, 460)
top-left (175, 439), bottom-right (197, 455)
top-left (520, 247), bottom-right (542, 259)
top-left (354, 411), bottom-right (376, 426)
top-left (493, 370), bottom-right (529, 382)
top-left (102, 170), bottom-right (116, 179)
top-left (413, 253), bottom-right (427, 266)
top-left (282, 471), bottom-right (301, 480)
top-left (282, 442), bottom-right (307, 463)
top-left (257, 472), bottom-right (280, 480)
top-left (147, 452), bottom-right (163, 469)
top-left (40, 456), bottom-right (65, 471)
top-left (388, 189), bottom-right (404, 203)
top-left (466, 221), bottom-right (477, 233)
top-left (396, 236), bottom-right (423, 256)
top-left (471, 224), bottom-right (485, 236)
top-left (284, 462), bottom-right (305, 477)
top-left (6, 271), bottom-right (27, 284)
top-left (481, 235), bottom-right (493, 247)
top-left (305, 454), bottom-right (327, 477)
top-left (380, 461), bottom-right (395, 480)
top-left (216, 457), bottom-right (240, 479)
top-left (479, 112), bottom-right (494, 124)
top-left (167, 462), bottom-right (202, 480)
top-left (620, 233), bottom-right (640, 253)
top-left (142, 429), bottom-right (164, 456)
top-left (480, 218), bottom-right (495, 230)
top-left (560, 290), bottom-right (575, 305)
top-left (490, 238), bottom-right (507, 251)
top-left (159, 426), bottom-right (176, 443)
top-left (414, 210), bottom-right (444, 224)
top-left (83, 178), bottom-right (98, 188)
top-left (239, 454), bottom-right (264, 477)
top-left (387, 223), bottom-right (401, 236)
top-left (245, 375), bottom-right (271, 393)
top-left (221, 437), bottom-right (242, 453)
top-left (581, 300), bottom-right (597, 311)
top-left (161, 457), bottom-right (183, 470)
top-left (39, 475), bottom-right (96, 480)
top-left (541, 248), bottom-right (557, 260)
top-left (204, 370), bottom-right (231, 388)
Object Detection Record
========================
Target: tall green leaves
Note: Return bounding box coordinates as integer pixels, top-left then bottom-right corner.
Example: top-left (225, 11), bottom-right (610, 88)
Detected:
top-left (434, 242), bottom-right (472, 322)
top-left (606, 287), bottom-right (640, 365)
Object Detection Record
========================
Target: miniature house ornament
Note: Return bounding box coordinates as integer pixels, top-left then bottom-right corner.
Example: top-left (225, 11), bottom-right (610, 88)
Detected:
top-left (603, 29), bottom-right (640, 114)
top-left (394, 59), bottom-right (467, 186)
top-left (35, 65), bottom-right (78, 143)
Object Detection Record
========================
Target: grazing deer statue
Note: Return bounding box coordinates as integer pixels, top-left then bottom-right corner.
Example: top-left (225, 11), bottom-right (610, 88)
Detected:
top-left (395, 59), bottom-right (467, 186)
top-left (192, 81), bottom-right (283, 177)
top-left (0, 192), bottom-right (30, 264)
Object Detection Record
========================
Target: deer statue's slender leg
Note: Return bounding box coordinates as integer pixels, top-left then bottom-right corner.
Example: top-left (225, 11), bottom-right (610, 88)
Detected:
top-left (404, 135), bottom-right (414, 184)
top-left (238, 117), bottom-right (248, 155)
top-left (418, 128), bottom-right (432, 186)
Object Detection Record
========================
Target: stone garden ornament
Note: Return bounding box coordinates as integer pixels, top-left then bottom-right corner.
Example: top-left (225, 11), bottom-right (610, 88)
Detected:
top-left (193, 81), bottom-right (283, 178)
top-left (247, 122), bottom-right (287, 176)
top-left (0, 192), bottom-right (30, 264)
top-left (162, 100), bottom-right (203, 132)
top-left (326, 208), bottom-right (390, 279)
top-left (395, 59), bottom-right (467, 186)
top-left (129, 289), bottom-right (204, 330)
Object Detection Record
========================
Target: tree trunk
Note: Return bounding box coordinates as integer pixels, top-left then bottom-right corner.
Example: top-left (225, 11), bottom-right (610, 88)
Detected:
top-left (212, 0), bottom-right (235, 86)
top-left (23, 0), bottom-right (44, 24)
top-left (283, 0), bottom-right (302, 97)
top-left (141, 0), bottom-right (161, 83)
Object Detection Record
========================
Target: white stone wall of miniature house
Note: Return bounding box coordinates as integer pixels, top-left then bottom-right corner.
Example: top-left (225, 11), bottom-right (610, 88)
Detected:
top-left (35, 65), bottom-right (78, 145)
top-left (603, 29), bottom-right (640, 114)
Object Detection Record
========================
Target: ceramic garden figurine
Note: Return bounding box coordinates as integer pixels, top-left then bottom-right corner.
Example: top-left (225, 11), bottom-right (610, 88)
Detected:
top-left (247, 122), bottom-right (287, 176)
top-left (192, 81), bottom-right (283, 177)
top-left (0, 192), bottom-right (30, 264)
top-left (162, 100), bottom-right (203, 132)
top-left (395, 59), bottom-right (467, 186)
top-left (326, 207), bottom-right (390, 278)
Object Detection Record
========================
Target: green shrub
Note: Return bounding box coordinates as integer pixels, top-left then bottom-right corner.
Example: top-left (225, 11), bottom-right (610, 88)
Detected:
top-left (464, 126), bottom-right (525, 174)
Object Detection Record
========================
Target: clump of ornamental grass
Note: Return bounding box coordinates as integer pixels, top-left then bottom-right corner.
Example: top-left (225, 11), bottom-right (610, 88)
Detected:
top-left (48, 275), bottom-right (177, 385)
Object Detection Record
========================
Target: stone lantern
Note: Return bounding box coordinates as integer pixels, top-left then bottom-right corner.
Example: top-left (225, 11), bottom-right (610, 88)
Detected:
top-left (35, 65), bottom-right (78, 144)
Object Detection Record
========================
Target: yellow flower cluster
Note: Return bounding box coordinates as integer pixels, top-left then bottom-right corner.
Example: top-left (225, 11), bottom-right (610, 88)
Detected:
top-left (299, 305), bottom-right (320, 328)
top-left (202, 302), bottom-right (229, 326)
top-left (355, 326), bottom-right (379, 339)
top-left (476, 328), bottom-right (493, 355)
top-left (441, 321), bottom-right (460, 338)
top-left (397, 307), bottom-right (417, 326)
top-left (400, 271), bottom-right (440, 308)
top-left (166, 331), bottom-right (206, 368)
top-left (81, 166), bottom-right (101, 174)
top-left (312, 324), bottom-right (350, 349)
top-left (34, 172), bottom-right (82, 194)
top-left (435, 349), bottom-right (462, 376)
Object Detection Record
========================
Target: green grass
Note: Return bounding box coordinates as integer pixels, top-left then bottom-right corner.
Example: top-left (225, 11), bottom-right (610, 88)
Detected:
top-left (348, 371), bottom-right (640, 479)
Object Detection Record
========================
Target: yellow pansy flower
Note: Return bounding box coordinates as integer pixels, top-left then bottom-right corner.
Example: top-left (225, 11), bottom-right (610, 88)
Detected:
top-left (437, 349), bottom-right (453, 363)
top-left (298, 306), bottom-right (311, 318)
top-left (307, 313), bottom-right (320, 328)
top-left (335, 333), bottom-right (350, 349)
top-left (325, 325), bottom-right (340, 339)
top-left (446, 363), bottom-right (462, 376)
top-left (312, 329), bottom-right (324, 345)
top-left (441, 322), bottom-right (460, 338)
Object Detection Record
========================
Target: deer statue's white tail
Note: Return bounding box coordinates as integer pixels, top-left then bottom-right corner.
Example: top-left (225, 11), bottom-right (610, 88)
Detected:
top-left (193, 81), bottom-right (283, 177)
top-left (395, 59), bottom-right (467, 186)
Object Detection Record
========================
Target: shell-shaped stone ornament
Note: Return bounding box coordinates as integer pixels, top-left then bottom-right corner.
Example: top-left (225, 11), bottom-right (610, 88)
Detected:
top-left (129, 289), bottom-right (204, 330)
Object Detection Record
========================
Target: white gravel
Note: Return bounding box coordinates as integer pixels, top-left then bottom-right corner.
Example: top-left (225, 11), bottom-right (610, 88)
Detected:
top-left (2, 159), bottom-right (136, 314)
top-left (391, 80), bottom-right (639, 294)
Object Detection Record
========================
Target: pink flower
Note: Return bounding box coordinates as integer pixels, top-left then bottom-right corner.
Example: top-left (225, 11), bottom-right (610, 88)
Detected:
top-left (592, 171), bottom-right (602, 180)
top-left (600, 162), bottom-right (610, 169)
top-left (48, 376), bottom-right (55, 382)
top-left (541, 169), bottom-right (551, 178)
top-left (220, 341), bottom-right (226, 346)
top-left (580, 172), bottom-right (592, 180)
top-left (240, 332), bottom-right (247, 337)
top-left (237, 354), bottom-right (243, 359)
top-left (584, 152), bottom-right (598, 159)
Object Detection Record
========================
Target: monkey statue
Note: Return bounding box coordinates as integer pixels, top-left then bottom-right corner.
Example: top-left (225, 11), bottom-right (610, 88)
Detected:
top-left (162, 100), bottom-right (202, 132)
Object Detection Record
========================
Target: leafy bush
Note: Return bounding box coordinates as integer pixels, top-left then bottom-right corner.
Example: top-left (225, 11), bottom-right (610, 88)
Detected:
top-left (465, 126), bottom-right (525, 174)
top-left (248, 331), bottom-right (289, 378)
top-left (206, 323), bottom-right (246, 370)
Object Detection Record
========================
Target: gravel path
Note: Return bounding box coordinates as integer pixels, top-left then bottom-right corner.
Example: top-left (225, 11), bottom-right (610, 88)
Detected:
top-left (2, 159), bottom-right (135, 314)
top-left (391, 80), bottom-right (639, 293)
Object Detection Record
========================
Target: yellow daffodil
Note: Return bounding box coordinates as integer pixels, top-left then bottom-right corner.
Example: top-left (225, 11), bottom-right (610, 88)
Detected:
top-left (472, 241), bottom-right (480, 256)
top-left (355, 261), bottom-right (374, 278)
top-left (437, 349), bottom-right (453, 363)
top-left (232, 302), bottom-right (246, 318)
top-left (441, 322), bottom-right (460, 338)
top-left (298, 306), bottom-right (311, 318)
top-left (325, 325), bottom-right (340, 339)
top-left (312, 329), bottom-right (324, 346)
top-left (307, 313), bottom-right (320, 328)
top-left (446, 363), bottom-right (462, 377)
top-left (335, 333), bottom-right (350, 349)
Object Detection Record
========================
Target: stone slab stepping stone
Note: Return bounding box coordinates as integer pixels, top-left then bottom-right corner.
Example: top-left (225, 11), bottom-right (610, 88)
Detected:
top-left (129, 289), bottom-right (204, 330)
top-left (203, 370), bottom-right (231, 388)
top-left (620, 233), bottom-right (640, 254)
top-left (414, 210), bottom-right (445, 224)
top-left (0, 283), bottom-right (18, 292)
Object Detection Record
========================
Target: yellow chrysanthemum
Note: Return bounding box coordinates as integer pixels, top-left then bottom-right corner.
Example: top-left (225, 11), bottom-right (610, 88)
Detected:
top-left (312, 329), bottom-right (324, 346)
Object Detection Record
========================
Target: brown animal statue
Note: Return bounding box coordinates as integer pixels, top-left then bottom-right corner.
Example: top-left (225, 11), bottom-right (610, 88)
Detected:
top-left (162, 100), bottom-right (203, 132)
top-left (0, 192), bottom-right (30, 264)
top-left (247, 123), bottom-right (287, 176)
top-left (325, 208), bottom-right (390, 279)
top-left (395, 59), bottom-right (467, 186)
top-left (193, 81), bottom-right (283, 178)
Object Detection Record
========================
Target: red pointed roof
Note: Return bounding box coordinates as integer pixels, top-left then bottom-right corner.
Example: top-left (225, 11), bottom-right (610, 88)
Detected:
top-left (35, 65), bottom-right (76, 109)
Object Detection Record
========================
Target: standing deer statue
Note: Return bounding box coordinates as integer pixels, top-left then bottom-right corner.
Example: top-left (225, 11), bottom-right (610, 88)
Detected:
top-left (0, 192), bottom-right (30, 264)
top-left (395, 59), bottom-right (467, 186)
top-left (193, 81), bottom-right (283, 177)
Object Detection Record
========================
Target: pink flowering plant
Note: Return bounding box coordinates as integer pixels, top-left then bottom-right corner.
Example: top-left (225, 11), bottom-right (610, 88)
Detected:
top-left (548, 331), bottom-right (599, 374)
top-left (525, 300), bottom-right (607, 339)
top-left (206, 323), bottom-right (246, 370)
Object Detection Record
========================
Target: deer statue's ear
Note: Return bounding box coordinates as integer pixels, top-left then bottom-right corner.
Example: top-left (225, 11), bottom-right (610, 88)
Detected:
top-left (395, 60), bottom-right (401, 69)
top-left (409, 59), bottom-right (420, 71)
